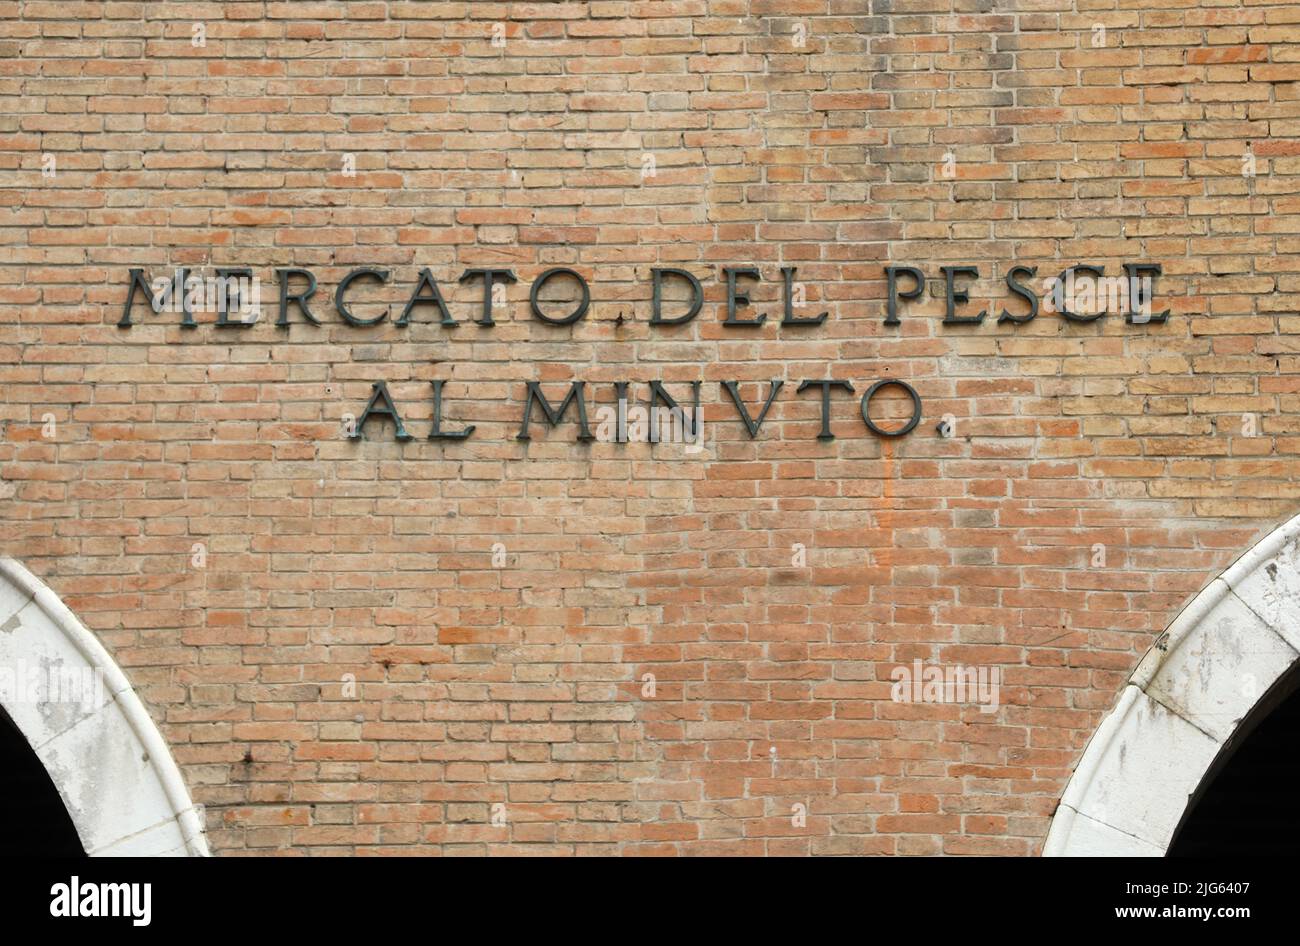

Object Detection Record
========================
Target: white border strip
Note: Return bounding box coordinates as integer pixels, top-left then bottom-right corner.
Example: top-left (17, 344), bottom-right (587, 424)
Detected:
top-left (0, 557), bottom-right (209, 857)
top-left (1044, 511), bottom-right (1300, 856)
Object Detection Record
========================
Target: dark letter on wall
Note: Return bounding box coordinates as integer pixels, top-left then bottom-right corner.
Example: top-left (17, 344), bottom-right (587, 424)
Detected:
top-left (398, 269), bottom-right (455, 327)
top-left (529, 268), bottom-right (590, 325)
top-left (647, 381), bottom-right (702, 443)
top-left (650, 268), bottom-right (703, 325)
top-left (214, 267), bottom-right (255, 329)
top-left (336, 268), bottom-right (390, 327)
top-left (1122, 262), bottom-right (1169, 324)
top-left (859, 379), bottom-right (922, 438)
top-left (459, 269), bottom-right (518, 326)
top-left (885, 266), bottom-right (924, 326)
top-left (517, 381), bottom-right (594, 441)
top-left (120, 268), bottom-right (166, 328)
top-left (999, 265), bottom-right (1039, 324)
top-left (781, 267), bottom-right (828, 326)
top-left (941, 266), bottom-right (986, 324)
top-left (797, 379), bottom-right (855, 440)
top-left (428, 380), bottom-right (474, 440)
top-left (722, 380), bottom-right (784, 438)
top-left (1055, 264), bottom-right (1106, 323)
top-left (120, 268), bottom-right (197, 328)
top-left (350, 381), bottom-right (413, 442)
top-left (723, 267), bottom-right (766, 327)
top-left (276, 268), bottom-right (320, 327)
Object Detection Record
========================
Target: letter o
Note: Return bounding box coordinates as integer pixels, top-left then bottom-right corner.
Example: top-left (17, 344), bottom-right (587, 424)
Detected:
top-left (859, 379), bottom-right (922, 438)
top-left (529, 268), bottom-right (590, 325)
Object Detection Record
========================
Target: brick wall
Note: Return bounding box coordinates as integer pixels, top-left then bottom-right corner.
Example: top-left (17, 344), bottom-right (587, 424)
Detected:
top-left (2, 0), bottom-right (1297, 854)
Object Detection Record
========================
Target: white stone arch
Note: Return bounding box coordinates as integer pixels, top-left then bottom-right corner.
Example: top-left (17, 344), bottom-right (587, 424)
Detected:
top-left (1044, 512), bottom-right (1300, 855)
top-left (0, 557), bottom-right (208, 856)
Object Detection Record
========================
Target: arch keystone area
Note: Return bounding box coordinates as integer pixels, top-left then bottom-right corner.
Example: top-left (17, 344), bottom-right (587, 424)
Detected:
top-left (1044, 513), bottom-right (1300, 856)
top-left (0, 557), bottom-right (208, 856)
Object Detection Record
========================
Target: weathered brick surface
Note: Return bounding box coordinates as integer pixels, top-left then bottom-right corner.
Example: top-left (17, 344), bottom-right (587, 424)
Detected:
top-left (1, 1), bottom-right (1298, 855)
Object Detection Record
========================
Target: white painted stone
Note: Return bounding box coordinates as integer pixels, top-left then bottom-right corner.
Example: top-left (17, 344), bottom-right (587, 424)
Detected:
top-left (91, 814), bottom-right (199, 857)
top-left (1227, 529), bottom-right (1300, 653)
top-left (1045, 805), bottom-right (1164, 857)
top-left (1131, 578), bottom-right (1231, 692)
top-left (1065, 689), bottom-right (1219, 850)
top-left (1142, 589), bottom-right (1297, 742)
top-left (0, 596), bottom-right (114, 748)
top-left (1219, 511), bottom-right (1300, 596)
top-left (1046, 512), bottom-right (1300, 856)
top-left (0, 566), bottom-right (32, 624)
top-left (0, 558), bottom-right (209, 857)
top-left (37, 698), bottom-right (186, 855)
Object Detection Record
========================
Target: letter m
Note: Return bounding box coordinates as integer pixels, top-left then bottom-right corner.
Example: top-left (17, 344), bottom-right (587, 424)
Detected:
top-left (119, 268), bottom-right (196, 328)
top-left (101, 884), bottom-right (129, 917)
top-left (516, 381), bottom-right (594, 441)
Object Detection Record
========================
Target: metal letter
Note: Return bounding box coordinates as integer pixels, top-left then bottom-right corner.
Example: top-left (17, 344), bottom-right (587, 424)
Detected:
top-left (336, 268), bottom-right (390, 327)
top-left (796, 379), bottom-right (855, 440)
top-left (650, 268), bottom-right (703, 325)
top-left (859, 379), bottom-right (922, 438)
top-left (517, 381), bottom-right (594, 441)
top-left (721, 380), bottom-right (784, 438)
top-left (349, 381), bottom-right (413, 442)
top-left (529, 268), bottom-right (590, 326)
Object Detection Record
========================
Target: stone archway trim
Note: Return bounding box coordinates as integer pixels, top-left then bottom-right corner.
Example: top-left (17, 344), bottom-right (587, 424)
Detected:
top-left (0, 557), bottom-right (209, 856)
top-left (1043, 512), bottom-right (1300, 856)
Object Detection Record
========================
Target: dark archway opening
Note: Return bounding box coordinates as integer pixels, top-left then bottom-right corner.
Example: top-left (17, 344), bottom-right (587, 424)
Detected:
top-left (0, 707), bottom-right (85, 856)
top-left (1168, 662), bottom-right (1300, 856)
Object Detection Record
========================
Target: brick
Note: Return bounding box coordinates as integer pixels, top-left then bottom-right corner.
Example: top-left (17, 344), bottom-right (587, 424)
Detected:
top-left (1, 0), bottom-right (1297, 861)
